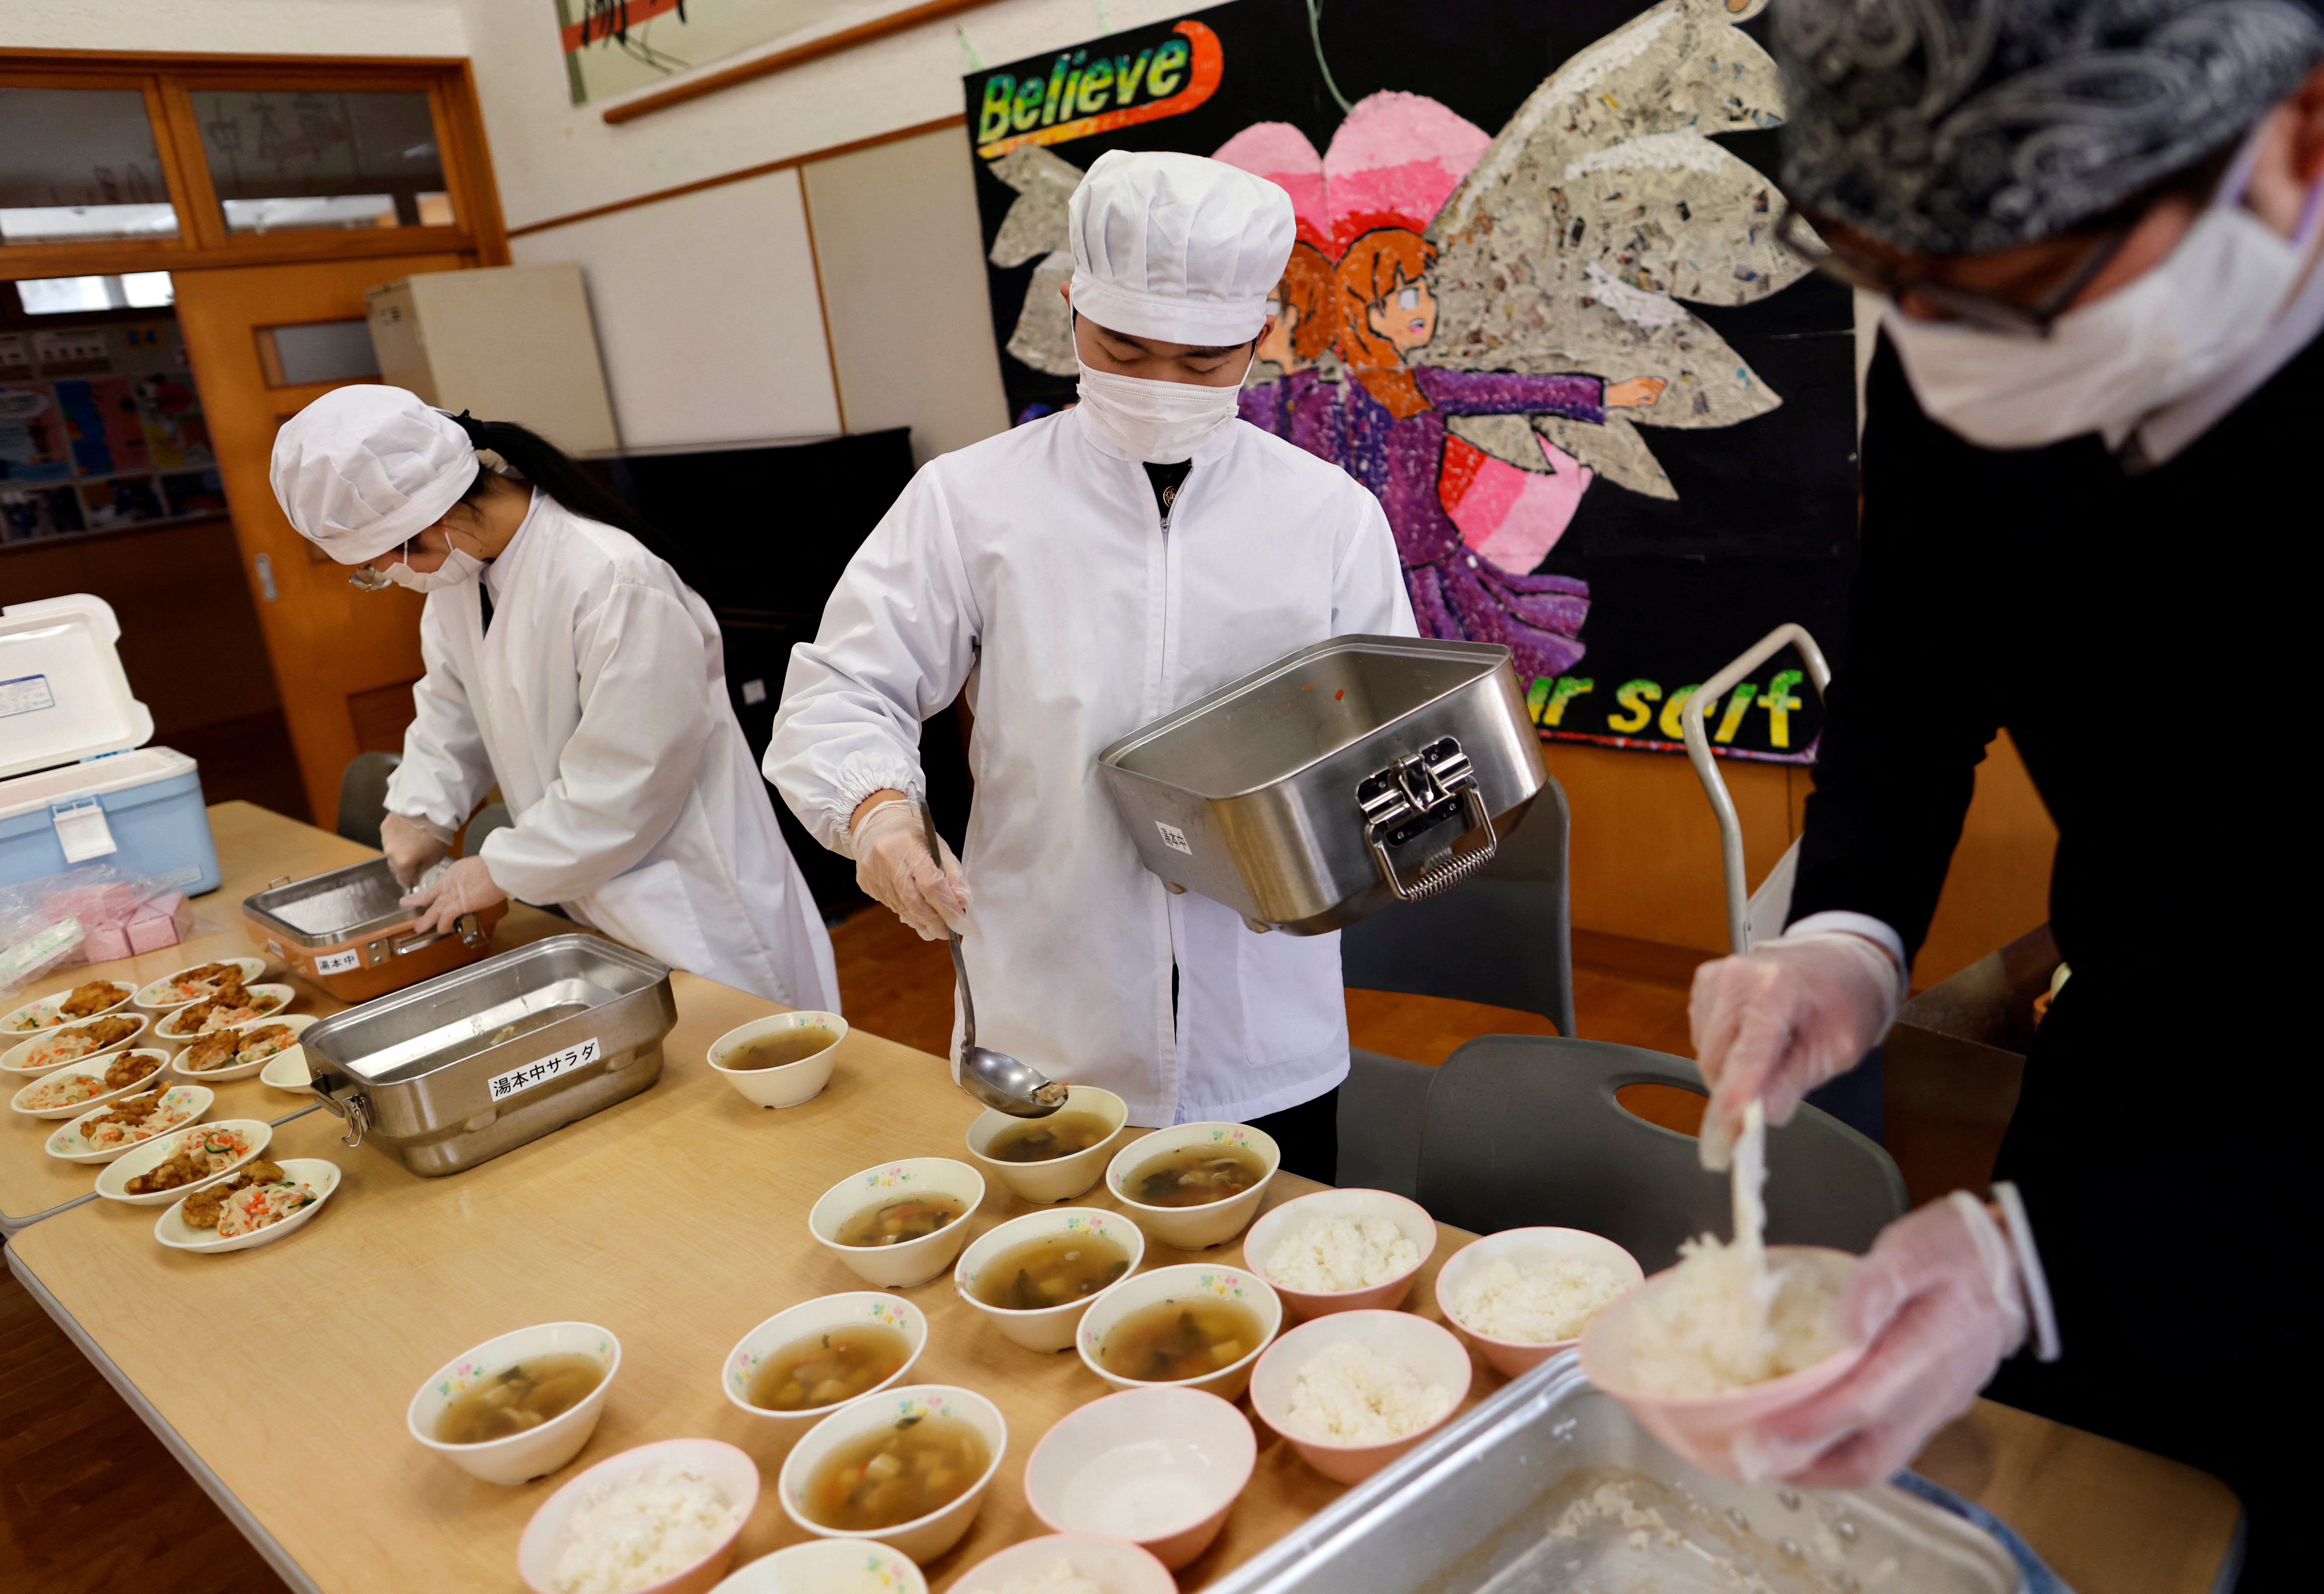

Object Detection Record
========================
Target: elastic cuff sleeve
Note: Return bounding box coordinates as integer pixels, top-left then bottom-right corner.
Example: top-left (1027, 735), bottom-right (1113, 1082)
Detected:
top-left (1782, 911), bottom-right (1910, 996)
top-left (393, 812), bottom-right (458, 847)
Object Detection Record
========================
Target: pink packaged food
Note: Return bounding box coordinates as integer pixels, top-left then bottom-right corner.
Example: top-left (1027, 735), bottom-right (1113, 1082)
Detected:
top-left (43, 880), bottom-right (140, 930)
top-left (83, 922), bottom-right (134, 962)
top-left (126, 892), bottom-right (190, 953)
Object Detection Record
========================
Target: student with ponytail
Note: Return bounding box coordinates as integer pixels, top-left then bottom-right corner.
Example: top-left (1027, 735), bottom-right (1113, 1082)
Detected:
top-left (267, 385), bottom-right (840, 1012)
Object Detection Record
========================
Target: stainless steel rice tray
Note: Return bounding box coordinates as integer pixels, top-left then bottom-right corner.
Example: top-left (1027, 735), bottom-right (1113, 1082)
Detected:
top-left (1097, 635), bottom-right (1545, 934)
top-left (301, 934), bottom-right (675, 1177)
top-left (1212, 1355), bottom-right (2021, 1594)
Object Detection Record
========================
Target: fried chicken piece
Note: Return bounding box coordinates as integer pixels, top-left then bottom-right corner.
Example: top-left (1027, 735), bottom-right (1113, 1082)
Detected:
top-left (181, 1031), bottom-right (240, 1073)
top-left (235, 1024), bottom-right (294, 1059)
top-left (241, 1158), bottom-right (284, 1183)
top-left (177, 963), bottom-right (239, 990)
top-left (77, 1015), bottom-right (138, 1047)
top-left (172, 983), bottom-right (246, 1031)
top-left (127, 1152), bottom-right (199, 1195)
top-left (101, 1052), bottom-right (157, 1090)
top-left (85, 1091), bottom-right (162, 1132)
top-left (180, 1163), bottom-right (278, 1230)
top-left (60, 982), bottom-right (128, 1019)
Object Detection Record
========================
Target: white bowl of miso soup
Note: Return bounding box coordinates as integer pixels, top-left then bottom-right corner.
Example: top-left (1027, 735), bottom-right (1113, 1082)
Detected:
top-left (777, 1383), bottom-right (1008, 1564)
top-left (808, 1158), bottom-right (986, 1289)
top-left (722, 1292), bottom-right (929, 1422)
top-left (407, 1321), bottom-right (620, 1486)
top-left (954, 1207), bottom-right (1144, 1352)
top-left (1076, 1262), bottom-right (1283, 1402)
top-left (708, 1011), bottom-right (847, 1108)
top-left (965, 1084), bottom-right (1129, 1204)
top-left (1105, 1122), bottom-right (1280, 1250)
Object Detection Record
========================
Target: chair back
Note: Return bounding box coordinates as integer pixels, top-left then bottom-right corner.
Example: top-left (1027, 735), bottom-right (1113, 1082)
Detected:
top-left (460, 803), bottom-right (515, 860)
top-left (334, 752), bottom-right (402, 849)
top-left (1338, 777), bottom-right (1576, 1037)
top-left (1336, 1048), bottom-right (1436, 1197)
top-left (1414, 1035), bottom-right (1903, 1268)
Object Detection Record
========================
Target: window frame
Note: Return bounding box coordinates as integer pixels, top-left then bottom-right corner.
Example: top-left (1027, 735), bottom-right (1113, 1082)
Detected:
top-left (0, 50), bottom-right (508, 282)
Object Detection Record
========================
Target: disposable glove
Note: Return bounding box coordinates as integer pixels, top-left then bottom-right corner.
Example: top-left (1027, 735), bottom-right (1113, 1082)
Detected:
top-left (1689, 932), bottom-right (1900, 1170)
top-left (1735, 1191), bottom-right (2032, 1487)
top-left (400, 854), bottom-right (506, 937)
top-left (852, 795), bottom-right (969, 942)
top-left (380, 812), bottom-right (453, 888)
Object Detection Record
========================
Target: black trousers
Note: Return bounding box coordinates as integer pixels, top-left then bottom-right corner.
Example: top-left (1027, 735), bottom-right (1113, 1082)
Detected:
top-left (1247, 1085), bottom-right (1339, 1185)
top-left (1983, 974), bottom-right (2292, 1590)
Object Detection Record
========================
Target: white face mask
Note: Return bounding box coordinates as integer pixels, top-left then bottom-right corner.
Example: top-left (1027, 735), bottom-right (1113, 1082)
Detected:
top-left (1075, 360), bottom-right (1245, 463)
top-left (1884, 138), bottom-right (2317, 451)
top-left (376, 534), bottom-right (487, 593)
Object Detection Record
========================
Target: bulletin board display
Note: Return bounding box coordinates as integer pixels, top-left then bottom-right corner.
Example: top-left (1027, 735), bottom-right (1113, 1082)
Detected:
top-left (962, 0), bottom-right (1854, 762)
top-left (0, 319), bottom-right (222, 545)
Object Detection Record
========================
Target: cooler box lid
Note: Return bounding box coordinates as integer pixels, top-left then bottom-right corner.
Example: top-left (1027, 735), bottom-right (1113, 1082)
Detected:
top-left (0, 594), bottom-right (154, 781)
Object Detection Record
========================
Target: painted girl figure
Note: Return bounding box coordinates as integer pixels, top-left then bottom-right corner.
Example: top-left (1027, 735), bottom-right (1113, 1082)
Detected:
top-left (1321, 227), bottom-right (1662, 679)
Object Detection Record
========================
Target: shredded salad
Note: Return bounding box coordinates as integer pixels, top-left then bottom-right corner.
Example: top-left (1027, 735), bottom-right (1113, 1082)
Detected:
top-left (214, 1176), bottom-right (321, 1238)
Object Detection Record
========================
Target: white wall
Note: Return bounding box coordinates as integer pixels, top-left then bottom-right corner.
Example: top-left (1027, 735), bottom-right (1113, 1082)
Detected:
top-left (455, 0), bottom-right (1187, 229)
top-left (0, 0), bottom-right (465, 55)
top-left (509, 171), bottom-right (842, 449)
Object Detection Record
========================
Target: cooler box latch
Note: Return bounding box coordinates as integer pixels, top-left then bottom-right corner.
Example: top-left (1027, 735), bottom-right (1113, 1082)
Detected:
top-left (49, 795), bottom-right (118, 862)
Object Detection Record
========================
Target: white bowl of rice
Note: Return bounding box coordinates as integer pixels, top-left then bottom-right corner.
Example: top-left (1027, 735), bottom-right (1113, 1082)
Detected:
top-left (952, 1533), bottom-right (1177, 1594)
top-left (518, 1436), bottom-right (757, 1594)
top-left (1247, 1309), bottom-right (1471, 1483)
top-left (1241, 1188), bottom-right (1436, 1320)
top-left (1434, 1227), bottom-right (1643, 1377)
top-left (708, 1539), bottom-right (926, 1594)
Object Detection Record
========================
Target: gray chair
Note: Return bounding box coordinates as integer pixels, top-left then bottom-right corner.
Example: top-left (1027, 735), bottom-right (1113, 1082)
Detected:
top-left (1338, 778), bottom-right (1576, 1037)
top-left (1415, 1035), bottom-right (1905, 1268)
top-left (335, 751), bottom-right (402, 849)
top-left (1335, 780), bottom-right (1576, 1195)
top-left (458, 802), bottom-right (514, 860)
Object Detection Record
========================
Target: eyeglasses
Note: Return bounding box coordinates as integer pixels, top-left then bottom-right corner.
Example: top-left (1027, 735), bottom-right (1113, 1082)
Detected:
top-left (1774, 203), bottom-right (2138, 338)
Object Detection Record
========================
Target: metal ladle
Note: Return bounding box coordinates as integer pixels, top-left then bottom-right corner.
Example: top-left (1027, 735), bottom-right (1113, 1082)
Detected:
top-left (920, 799), bottom-right (1067, 1118)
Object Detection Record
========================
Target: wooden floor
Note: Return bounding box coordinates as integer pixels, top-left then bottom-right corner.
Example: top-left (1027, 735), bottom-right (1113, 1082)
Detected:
top-left (0, 907), bottom-right (1749, 1593)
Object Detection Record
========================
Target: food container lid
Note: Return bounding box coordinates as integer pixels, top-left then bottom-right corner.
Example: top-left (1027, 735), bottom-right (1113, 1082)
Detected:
top-left (0, 595), bottom-right (154, 781)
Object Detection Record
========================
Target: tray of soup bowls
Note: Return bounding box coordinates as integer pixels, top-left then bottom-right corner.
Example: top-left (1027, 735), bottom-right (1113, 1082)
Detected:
top-left (95, 1117), bottom-right (271, 1206)
top-left (954, 1534), bottom-right (1178, 1594)
top-left (154, 1159), bottom-right (341, 1254)
top-left (409, 1321), bottom-right (622, 1486)
top-left (1077, 1262), bottom-right (1282, 1402)
top-left (151, 984), bottom-right (295, 1048)
top-left (132, 957), bottom-right (270, 1014)
top-left (3, 1012), bottom-right (151, 1077)
top-left (9, 1046), bottom-right (168, 1119)
top-left (168, 1014), bottom-right (318, 1083)
top-left (707, 1539), bottom-right (927, 1594)
top-left (721, 1293), bottom-right (927, 1422)
top-left (45, 1083), bottom-right (210, 1162)
top-left (965, 1084), bottom-right (1130, 1203)
top-left (955, 1206), bottom-right (1144, 1353)
top-left (778, 1384), bottom-right (1007, 1564)
top-left (1105, 1122), bottom-right (1279, 1249)
top-left (1241, 1187), bottom-right (1440, 1320)
top-left (517, 1436), bottom-right (756, 1594)
top-left (808, 1157), bottom-right (986, 1289)
top-left (1248, 1309), bottom-right (1473, 1484)
top-left (3, 979), bottom-right (136, 1035)
top-left (1432, 1226), bottom-right (1644, 1378)
top-left (706, 1010), bottom-right (847, 1109)
top-left (1022, 1386), bottom-right (1257, 1571)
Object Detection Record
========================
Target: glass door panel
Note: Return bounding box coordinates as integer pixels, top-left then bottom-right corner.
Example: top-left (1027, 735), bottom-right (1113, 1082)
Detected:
top-left (189, 89), bottom-right (454, 235)
top-left (0, 87), bottom-right (181, 245)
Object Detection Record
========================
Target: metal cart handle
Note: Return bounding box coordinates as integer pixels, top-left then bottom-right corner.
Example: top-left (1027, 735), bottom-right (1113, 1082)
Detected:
top-left (1678, 623), bottom-right (1830, 955)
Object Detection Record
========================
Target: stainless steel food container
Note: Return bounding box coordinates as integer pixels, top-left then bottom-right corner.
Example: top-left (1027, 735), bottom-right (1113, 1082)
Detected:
top-left (243, 856), bottom-right (508, 1002)
top-left (300, 934), bottom-right (675, 1177)
top-left (1097, 635), bottom-right (1546, 933)
top-left (1212, 1355), bottom-right (2021, 1594)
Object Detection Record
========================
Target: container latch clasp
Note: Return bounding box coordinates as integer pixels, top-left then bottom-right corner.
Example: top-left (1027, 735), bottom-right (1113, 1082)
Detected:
top-left (1356, 737), bottom-right (1498, 903)
top-left (49, 795), bottom-right (118, 863)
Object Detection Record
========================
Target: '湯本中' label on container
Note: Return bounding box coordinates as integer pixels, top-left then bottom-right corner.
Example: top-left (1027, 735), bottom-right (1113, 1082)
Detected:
top-left (315, 950), bottom-right (361, 975)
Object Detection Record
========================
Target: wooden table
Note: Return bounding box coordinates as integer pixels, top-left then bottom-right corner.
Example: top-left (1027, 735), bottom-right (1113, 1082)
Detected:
top-left (0, 804), bottom-right (575, 1233)
top-left (6, 806), bottom-right (2242, 1594)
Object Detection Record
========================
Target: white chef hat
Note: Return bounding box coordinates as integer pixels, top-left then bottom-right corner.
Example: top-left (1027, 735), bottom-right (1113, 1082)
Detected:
top-left (269, 385), bottom-right (478, 565)
top-left (1068, 150), bottom-right (1295, 346)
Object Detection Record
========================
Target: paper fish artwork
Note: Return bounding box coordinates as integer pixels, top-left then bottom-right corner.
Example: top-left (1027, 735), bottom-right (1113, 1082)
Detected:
top-left (983, 0), bottom-right (1813, 683)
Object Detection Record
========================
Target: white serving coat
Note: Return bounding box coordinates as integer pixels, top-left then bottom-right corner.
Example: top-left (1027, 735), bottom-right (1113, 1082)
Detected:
top-left (385, 492), bottom-right (840, 1011)
top-left (765, 407), bottom-right (1416, 1126)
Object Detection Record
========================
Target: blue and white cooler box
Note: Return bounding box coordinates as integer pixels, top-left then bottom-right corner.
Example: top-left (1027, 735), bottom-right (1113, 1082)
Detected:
top-left (0, 593), bottom-right (221, 894)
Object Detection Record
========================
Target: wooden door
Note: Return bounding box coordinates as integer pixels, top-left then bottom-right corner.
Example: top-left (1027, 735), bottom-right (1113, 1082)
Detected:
top-left (172, 255), bottom-right (468, 827)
